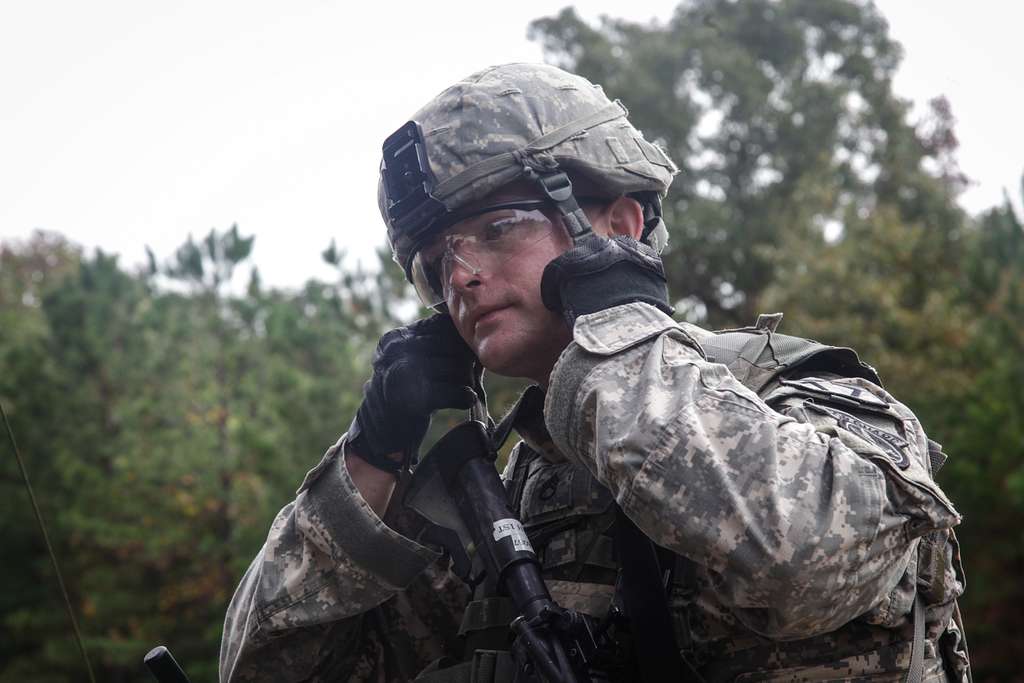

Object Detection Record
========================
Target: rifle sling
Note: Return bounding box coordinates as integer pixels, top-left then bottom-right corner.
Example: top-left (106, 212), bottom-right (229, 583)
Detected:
top-left (614, 505), bottom-right (691, 681)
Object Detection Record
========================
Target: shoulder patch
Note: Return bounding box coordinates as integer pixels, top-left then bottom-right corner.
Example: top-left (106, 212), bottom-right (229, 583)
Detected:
top-left (806, 402), bottom-right (911, 469)
top-left (780, 377), bottom-right (889, 410)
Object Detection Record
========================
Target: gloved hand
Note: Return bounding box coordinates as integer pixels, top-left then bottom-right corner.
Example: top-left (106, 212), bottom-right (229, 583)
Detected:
top-left (348, 314), bottom-right (479, 473)
top-left (540, 234), bottom-right (673, 327)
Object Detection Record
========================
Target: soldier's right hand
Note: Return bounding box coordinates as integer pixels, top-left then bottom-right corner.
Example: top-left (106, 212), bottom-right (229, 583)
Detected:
top-left (347, 314), bottom-right (478, 473)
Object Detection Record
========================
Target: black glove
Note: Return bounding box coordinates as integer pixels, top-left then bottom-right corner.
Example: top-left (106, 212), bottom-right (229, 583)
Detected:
top-left (540, 234), bottom-right (673, 327)
top-left (348, 314), bottom-right (478, 473)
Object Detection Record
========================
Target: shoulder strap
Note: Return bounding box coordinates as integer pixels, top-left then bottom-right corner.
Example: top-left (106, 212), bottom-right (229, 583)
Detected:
top-left (905, 593), bottom-right (926, 683)
top-left (703, 314), bottom-right (881, 394)
top-left (414, 649), bottom-right (516, 683)
top-left (506, 444), bottom-right (540, 517)
top-left (614, 506), bottom-right (692, 681)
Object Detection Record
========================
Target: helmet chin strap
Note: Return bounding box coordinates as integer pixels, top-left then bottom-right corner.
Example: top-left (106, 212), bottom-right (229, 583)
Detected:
top-left (631, 191), bottom-right (664, 242)
top-left (527, 168), bottom-right (667, 252)
top-left (523, 168), bottom-right (594, 243)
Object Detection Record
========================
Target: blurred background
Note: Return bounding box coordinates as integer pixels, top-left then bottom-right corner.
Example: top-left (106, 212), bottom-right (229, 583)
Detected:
top-left (2, 1), bottom-right (1022, 680)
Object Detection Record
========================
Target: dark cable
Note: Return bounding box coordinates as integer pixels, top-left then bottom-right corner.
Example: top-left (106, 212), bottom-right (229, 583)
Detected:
top-left (1, 401), bottom-right (96, 683)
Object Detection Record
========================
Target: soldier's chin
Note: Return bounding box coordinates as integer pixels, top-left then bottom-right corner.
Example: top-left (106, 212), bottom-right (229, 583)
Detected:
top-left (479, 347), bottom-right (564, 389)
top-left (474, 339), bottom-right (533, 380)
top-left (473, 341), bottom-right (513, 376)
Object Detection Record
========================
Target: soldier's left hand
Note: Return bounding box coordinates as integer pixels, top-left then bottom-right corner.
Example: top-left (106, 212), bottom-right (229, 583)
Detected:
top-left (540, 233), bottom-right (673, 327)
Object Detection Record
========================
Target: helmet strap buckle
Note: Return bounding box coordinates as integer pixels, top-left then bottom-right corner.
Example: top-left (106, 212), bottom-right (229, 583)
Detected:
top-left (525, 169), bottom-right (594, 242)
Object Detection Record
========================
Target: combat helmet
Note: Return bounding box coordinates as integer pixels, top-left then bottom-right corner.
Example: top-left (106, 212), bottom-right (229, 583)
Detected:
top-left (378, 63), bottom-right (678, 305)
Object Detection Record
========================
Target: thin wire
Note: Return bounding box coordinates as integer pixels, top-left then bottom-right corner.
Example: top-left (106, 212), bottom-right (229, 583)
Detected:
top-left (1, 401), bottom-right (97, 683)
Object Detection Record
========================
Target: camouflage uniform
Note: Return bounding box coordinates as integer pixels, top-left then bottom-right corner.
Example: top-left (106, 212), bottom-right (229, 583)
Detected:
top-left (220, 302), bottom-right (968, 682)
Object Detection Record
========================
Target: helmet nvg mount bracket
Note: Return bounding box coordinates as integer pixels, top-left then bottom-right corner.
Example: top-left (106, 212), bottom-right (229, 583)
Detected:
top-left (380, 121), bottom-right (447, 247)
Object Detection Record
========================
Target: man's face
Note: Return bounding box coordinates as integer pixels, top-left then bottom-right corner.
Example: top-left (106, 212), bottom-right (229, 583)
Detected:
top-left (413, 182), bottom-right (641, 384)
top-left (441, 190), bottom-right (575, 383)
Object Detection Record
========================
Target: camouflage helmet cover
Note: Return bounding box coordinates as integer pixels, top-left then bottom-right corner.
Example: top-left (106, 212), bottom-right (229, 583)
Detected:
top-left (378, 63), bottom-right (678, 271)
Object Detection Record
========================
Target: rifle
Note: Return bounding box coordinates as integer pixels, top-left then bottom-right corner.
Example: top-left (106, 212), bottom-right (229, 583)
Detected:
top-left (404, 397), bottom-right (603, 682)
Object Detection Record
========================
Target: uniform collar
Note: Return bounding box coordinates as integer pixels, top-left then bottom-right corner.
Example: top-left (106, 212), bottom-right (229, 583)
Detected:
top-left (492, 385), bottom-right (567, 463)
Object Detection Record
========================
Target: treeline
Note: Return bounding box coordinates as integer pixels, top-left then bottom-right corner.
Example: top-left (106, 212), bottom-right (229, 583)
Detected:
top-left (0, 229), bottom-right (400, 682)
top-left (1, 0), bottom-right (1021, 680)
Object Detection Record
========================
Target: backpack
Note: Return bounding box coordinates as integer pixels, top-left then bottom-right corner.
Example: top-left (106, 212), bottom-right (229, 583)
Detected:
top-left (695, 312), bottom-right (970, 683)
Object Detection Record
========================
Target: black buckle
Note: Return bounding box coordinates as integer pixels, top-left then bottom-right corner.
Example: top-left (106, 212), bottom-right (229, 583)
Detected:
top-left (536, 172), bottom-right (574, 203)
top-left (528, 170), bottom-right (590, 239)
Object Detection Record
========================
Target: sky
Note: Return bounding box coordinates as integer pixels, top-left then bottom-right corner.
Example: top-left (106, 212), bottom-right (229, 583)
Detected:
top-left (2, 0), bottom-right (1022, 290)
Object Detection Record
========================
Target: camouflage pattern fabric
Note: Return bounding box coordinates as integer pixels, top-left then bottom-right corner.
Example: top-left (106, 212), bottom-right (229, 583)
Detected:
top-left (220, 302), bottom-right (967, 682)
top-left (219, 436), bottom-right (470, 682)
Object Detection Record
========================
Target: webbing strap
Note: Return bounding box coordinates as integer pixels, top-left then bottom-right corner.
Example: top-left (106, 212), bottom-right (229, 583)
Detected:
top-left (433, 101), bottom-right (627, 200)
top-left (416, 664), bottom-right (471, 683)
top-left (414, 650), bottom-right (515, 683)
top-left (615, 506), bottom-right (689, 681)
top-left (459, 597), bottom-right (518, 637)
top-left (535, 171), bottom-right (591, 240)
top-left (703, 331), bottom-right (771, 387)
top-left (508, 445), bottom-right (540, 517)
top-left (953, 600), bottom-right (973, 683)
top-left (561, 207), bottom-right (592, 240)
top-left (904, 593), bottom-right (926, 683)
top-left (523, 100), bottom-right (627, 153)
top-left (434, 153), bottom-right (519, 200)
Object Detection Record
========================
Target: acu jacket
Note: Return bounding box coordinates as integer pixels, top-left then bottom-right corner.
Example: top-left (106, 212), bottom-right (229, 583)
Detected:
top-left (220, 303), bottom-right (969, 682)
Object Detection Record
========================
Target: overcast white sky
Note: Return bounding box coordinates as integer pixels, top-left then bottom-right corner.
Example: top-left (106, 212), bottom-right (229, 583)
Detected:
top-left (2, 1), bottom-right (1022, 289)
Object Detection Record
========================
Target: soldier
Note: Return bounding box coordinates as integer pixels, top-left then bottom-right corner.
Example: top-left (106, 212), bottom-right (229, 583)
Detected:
top-left (220, 64), bottom-right (970, 682)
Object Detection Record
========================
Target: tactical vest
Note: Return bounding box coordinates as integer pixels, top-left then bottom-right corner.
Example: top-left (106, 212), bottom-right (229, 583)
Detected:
top-left (418, 314), bottom-right (970, 683)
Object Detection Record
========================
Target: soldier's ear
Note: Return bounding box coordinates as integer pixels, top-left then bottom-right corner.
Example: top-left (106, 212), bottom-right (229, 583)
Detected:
top-left (601, 195), bottom-right (644, 240)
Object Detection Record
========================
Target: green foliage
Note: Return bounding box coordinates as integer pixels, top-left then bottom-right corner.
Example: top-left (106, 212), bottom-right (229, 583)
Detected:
top-left (931, 193), bottom-right (1024, 674)
top-left (0, 228), bottom-right (403, 681)
top-left (531, 0), bottom-right (963, 328)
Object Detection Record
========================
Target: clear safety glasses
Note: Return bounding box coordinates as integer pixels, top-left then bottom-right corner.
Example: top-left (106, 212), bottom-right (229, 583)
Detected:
top-left (409, 200), bottom-right (560, 310)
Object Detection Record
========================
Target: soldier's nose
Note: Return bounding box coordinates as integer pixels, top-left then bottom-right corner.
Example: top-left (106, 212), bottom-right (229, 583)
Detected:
top-left (447, 254), bottom-right (483, 294)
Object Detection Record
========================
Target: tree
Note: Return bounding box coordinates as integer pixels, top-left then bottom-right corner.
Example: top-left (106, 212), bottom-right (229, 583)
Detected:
top-left (934, 185), bottom-right (1024, 677)
top-left (531, 0), bottom-right (965, 328)
top-left (0, 233), bottom-right (85, 682)
top-left (0, 224), bottom-right (423, 680)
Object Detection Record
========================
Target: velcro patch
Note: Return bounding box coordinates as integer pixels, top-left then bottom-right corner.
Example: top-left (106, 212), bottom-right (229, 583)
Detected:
top-left (807, 402), bottom-right (911, 469)
top-left (781, 378), bottom-right (889, 409)
top-left (606, 137), bottom-right (632, 164)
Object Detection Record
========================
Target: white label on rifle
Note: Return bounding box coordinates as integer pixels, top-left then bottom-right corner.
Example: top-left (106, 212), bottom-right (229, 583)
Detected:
top-left (492, 518), bottom-right (534, 554)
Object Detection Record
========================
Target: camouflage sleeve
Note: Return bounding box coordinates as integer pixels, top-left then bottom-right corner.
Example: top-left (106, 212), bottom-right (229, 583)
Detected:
top-left (219, 435), bottom-right (466, 682)
top-left (545, 303), bottom-right (961, 640)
